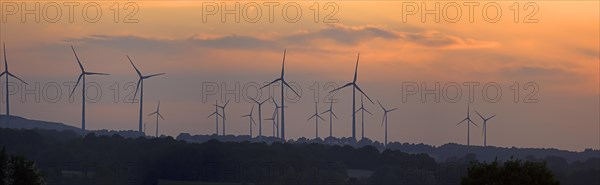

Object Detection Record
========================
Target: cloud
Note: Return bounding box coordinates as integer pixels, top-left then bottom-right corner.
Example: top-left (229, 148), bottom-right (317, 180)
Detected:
top-left (192, 35), bottom-right (278, 50)
top-left (285, 24), bottom-right (398, 45)
top-left (499, 66), bottom-right (582, 83)
top-left (282, 24), bottom-right (498, 49)
top-left (62, 24), bottom-right (497, 52)
top-left (63, 34), bottom-right (278, 51)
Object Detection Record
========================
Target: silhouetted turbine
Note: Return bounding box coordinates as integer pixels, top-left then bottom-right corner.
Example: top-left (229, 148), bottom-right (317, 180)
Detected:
top-left (1, 43), bottom-right (28, 128)
top-left (69, 46), bottom-right (109, 135)
top-left (307, 102), bottom-right (325, 139)
top-left (265, 112), bottom-right (279, 138)
top-left (321, 97), bottom-right (338, 138)
top-left (476, 111), bottom-right (496, 147)
top-left (250, 97), bottom-right (268, 138)
top-left (216, 99), bottom-right (230, 135)
top-left (261, 50), bottom-right (301, 141)
top-left (377, 100), bottom-right (397, 147)
top-left (329, 53), bottom-right (373, 141)
top-left (147, 101), bottom-right (165, 137)
top-left (456, 103), bottom-right (478, 146)
top-left (356, 95), bottom-right (373, 140)
top-left (127, 55), bottom-right (165, 132)
top-left (241, 104), bottom-right (256, 137)
top-left (207, 99), bottom-right (223, 135)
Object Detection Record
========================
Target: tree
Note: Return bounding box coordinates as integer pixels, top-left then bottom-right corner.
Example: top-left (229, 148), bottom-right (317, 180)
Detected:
top-left (0, 146), bottom-right (45, 185)
top-left (462, 157), bottom-right (560, 185)
top-left (0, 147), bottom-right (7, 185)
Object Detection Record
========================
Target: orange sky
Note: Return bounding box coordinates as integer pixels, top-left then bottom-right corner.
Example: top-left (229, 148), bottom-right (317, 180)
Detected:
top-left (0, 1), bottom-right (598, 151)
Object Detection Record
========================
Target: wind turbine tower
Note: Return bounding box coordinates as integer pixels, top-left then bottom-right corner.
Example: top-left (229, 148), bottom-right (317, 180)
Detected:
top-left (329, 53), bottom-right (373, 141)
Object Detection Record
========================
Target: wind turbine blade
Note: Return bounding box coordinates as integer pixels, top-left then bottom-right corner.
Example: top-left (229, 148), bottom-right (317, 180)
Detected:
top-left (381, 114), bottom-right (386, 126)
top-left (317, 115), bottom-right (325, 121)
top-left (320, 110), bottom-right (329, 115)
top-left (249, 97), bottom-right (259, 104)
top-left (377, 100), bottom-right (385, 111)
top-left (469, 119), bottom-right (478, 127)
top-left (261, 78), bottom-right (282, 89)
top-left (3, 43), bottom-right (8, 70)
top-left (331, 111), bottom-right (339, 119)
top-left (353, 53), bottom-right (359, 83)
top-left (148, 112), bottom-right (157, 116)
top-left (71, 46), bottom-right (84, 72)
top-left (207, 112), bottom-right (217, 118)
top-left (223, 99), bottom-right (230, 108)
top-left (132, 79), bottom-right (142, 103)
top-left (0, 72), bottom-right (5, 77)
top-left (475, 111), bottom-right (485, 120)
top-left (283, 80), bottom-right (301, 98)
top-left (7, 72), bottom-right (28, 85)
top-left (158, 113), bottom-right (165, 120)
top-left (457, 118), bottom-right (468, 126)
top-left (329, 82), bottom-right (353, 93)
top-left (145, 73), bottom-right (166, 78)
top-left (354, 85), bottom-right (374, 104)
top-left (86, 72), bottom-right (109, 75)
top-left (281, 49), bottom-right (286, 77)
top-left (488, 115), bottom-right (496, 120)
top-left (126, 55), bottom-right (142, 77)
top-left (69, 73), bottom-right (84, 98)
top-left (389, 108), bottom-right (398, 112)
top-left (364, 109), bottom-right (373, 115)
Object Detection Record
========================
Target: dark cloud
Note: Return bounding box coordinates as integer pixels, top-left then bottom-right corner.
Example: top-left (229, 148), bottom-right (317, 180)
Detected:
top-left (499, 66), bottom-right (582, 83)
top-left (63, 34), bottom-right (278, 51)
top-left (284, 25), bottom-right (398, 44)
top-left (282, 24), bottom-right (495, 48)
top-left (62, 24), bottom-right (495, 52)
top-left (192, 35), bottom-right (278, 50)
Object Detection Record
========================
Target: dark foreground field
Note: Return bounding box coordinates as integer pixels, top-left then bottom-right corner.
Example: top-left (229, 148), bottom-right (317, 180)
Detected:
top-left (0, 128), bottom-right (598, 185)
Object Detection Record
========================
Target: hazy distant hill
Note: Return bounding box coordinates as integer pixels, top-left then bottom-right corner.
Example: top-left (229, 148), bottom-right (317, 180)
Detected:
top-left (178, 134), bottom-right (600, 164)
top-left (0, 115), bottom-right (145, 138)
top-left (1, 115), bottom-right (597, 164)
top-left (0, 115), bottom-right (80, 132)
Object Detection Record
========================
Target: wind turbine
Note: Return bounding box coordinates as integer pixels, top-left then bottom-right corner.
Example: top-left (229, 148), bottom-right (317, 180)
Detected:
top-left (216, 99), bottom-right (230, 135)
top-left (329, 53), bottom-right (373, 141)
top-left (69, 46), bottom-right (109, 135)
top-left (241, 105), bottom-right (256, 137)
top-left (250, 97), bottom-right (268, 138)
top-left (207, 99), bottom-right (223, 135)
top-left (1, 43), bottom-right (28, 128)
top-left (127, 55), bottom-right (165, 132)
top-left (377, 100), bottom-right (397, 147)
top-left (307, 102), bottom-right (325, 139)
top-left (148, 101), bottom-right (165, 137)
top-left (265, 112), bottom-right (277, 138)
top-left (270, 97), bottom-right (285, 139)
top-left (456, 103), bottom-right (478, 146)
top-left (261, 50), bottom-right (301, 141)
top-left (320, 97), bottom-right (338, 138)
top-left (475, 111), bottom-right (496, 147)
top-left (356, 95), bottom-right (373, 140)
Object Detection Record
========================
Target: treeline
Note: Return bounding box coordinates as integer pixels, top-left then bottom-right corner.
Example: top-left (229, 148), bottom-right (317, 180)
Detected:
top-left (0, 128), bottom-right (598, 184)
